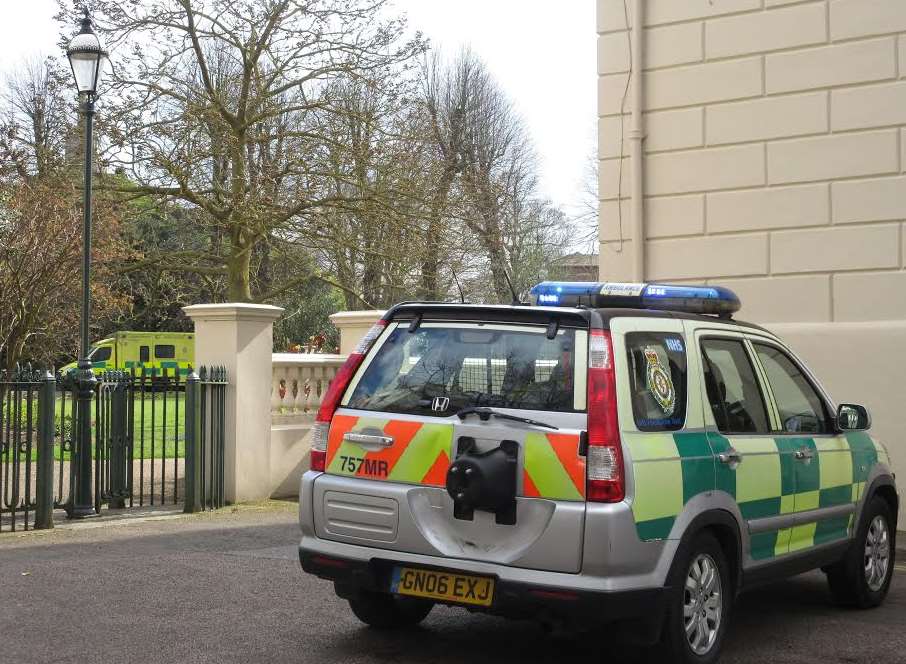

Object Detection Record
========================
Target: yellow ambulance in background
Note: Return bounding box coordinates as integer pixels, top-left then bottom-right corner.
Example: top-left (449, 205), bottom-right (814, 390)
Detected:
top-left (59, 331), bottom-right (194, 376)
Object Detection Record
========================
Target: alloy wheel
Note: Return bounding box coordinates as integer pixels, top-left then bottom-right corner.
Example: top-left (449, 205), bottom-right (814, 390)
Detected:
top-left (683, 553), bottom-right (722, 656)
top-left (864, 514), bottom-right (891, 592)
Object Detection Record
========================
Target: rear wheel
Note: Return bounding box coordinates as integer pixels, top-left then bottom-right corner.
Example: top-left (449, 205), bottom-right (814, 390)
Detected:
top-left (826, 496), bottom-right (895, 608)
top-left (658, 533), bottom-right (732, 664)
top-left (347, 590), bottom-right (433, 629)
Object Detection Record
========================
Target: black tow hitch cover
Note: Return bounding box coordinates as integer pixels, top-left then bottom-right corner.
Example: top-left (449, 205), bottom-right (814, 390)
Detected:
top-left (446, 437), bottom-right (519, 525)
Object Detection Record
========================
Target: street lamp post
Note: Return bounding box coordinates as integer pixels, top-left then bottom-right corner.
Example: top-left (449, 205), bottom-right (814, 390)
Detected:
top-left (66, 9), bottom-right (108, 518)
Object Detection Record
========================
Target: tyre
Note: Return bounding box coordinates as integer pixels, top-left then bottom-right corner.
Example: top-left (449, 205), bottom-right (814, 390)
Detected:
top-left (826, 496), bottom-right (896, 608)
top-left (347, 590), bottom-right (433, 629)
top-left (658, 532), bottom-right (732, 664)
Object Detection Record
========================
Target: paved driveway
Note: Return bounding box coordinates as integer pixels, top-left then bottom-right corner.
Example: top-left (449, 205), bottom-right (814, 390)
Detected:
top-left (1, 504), bottom-right (903, 664)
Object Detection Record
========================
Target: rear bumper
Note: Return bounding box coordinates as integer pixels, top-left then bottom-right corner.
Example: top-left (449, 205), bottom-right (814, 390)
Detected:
top-left (299, 542), bottom-right (670, 629)
top-left (301, 470), bottom-right (674, 591)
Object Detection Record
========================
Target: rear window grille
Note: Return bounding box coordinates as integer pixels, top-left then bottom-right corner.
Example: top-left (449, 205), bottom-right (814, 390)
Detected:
top-left (345, 324), bottom-right (580, 414)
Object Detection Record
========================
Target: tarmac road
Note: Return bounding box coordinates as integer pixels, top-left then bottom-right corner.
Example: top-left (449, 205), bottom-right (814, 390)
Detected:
top-left (1, 503), bottom-right (904, 664)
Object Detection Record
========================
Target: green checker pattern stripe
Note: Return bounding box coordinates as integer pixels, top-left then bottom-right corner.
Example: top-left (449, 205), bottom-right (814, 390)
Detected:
top-left (628, 431), bottom-right (881, 557)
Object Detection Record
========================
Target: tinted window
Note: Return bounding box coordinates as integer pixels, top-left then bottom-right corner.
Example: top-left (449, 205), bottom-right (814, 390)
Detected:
top-left (140, 346), bottom-right (150, 363)
top-left (754, 344), bottom-right (829, 434)
top-left (626, 333), bottom-right (687, 431)
top-left (154, 344), bottom-right (176, 359)
top-left (700, 338), bottom-right (770, 434)
top-left (346, 324), bottom-right (578, 415)
top-left (90, 346), bottom-right (112, 362)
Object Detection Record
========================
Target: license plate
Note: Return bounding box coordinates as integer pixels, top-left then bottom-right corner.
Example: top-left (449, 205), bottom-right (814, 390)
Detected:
top-left (391, 567), bottom-right (494, 607)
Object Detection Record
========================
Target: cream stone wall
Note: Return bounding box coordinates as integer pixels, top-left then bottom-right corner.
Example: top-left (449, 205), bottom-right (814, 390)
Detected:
top-left (598, 0), bottom-right (906, 480)
top-left (184, 303), bottom-right (284, 503)
top-left (598, 0), bottom-right (906, 315)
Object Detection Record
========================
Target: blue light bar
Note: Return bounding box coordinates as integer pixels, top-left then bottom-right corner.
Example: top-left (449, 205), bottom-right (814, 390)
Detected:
top-left (529, 281), bottom-right (741, 316)
top-left (529, 282), bottom-right (604, 306)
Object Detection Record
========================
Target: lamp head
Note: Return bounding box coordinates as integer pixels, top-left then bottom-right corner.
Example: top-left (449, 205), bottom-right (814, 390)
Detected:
top-left (67, 9), bottom-right (108, 96)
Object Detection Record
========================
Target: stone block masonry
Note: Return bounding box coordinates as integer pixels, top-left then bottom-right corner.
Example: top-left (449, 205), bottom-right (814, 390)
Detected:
top-left (597, 0), bottom-right (906, 305)
top-left (597, 0), bottom-right (906, 483)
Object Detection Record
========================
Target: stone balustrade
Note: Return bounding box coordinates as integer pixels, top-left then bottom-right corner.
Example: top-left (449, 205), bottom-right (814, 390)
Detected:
top-left (183, 304), bottom-right (387, 500)
top-left (271, 353), bottom-right (346, 423)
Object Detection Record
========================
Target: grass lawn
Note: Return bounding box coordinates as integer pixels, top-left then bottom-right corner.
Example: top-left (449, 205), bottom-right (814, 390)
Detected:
top-left (8, 392), bottom-right (187, 461)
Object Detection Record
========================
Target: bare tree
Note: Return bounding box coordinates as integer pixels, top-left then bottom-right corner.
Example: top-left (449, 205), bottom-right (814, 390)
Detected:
top-left (571, 151), bottom-right (600, 252)
top-left (0, 58), bottom-right (130, 370)
top-left (0, 175), bottom-right (129, 372)
top-left (419, 51), bottom-right (565, 304)
top-left (0, 57), bottom-right (72, 180)
top-left (67, 0), bottom-right (425, 301)
top-left (418, 51), bottom-right (472, 299)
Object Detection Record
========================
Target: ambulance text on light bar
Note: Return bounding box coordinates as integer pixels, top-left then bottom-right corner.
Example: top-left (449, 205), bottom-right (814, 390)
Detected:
top-left (528, 281), bottom-right (741, 316)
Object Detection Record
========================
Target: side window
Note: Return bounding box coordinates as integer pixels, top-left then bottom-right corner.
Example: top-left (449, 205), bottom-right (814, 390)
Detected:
top-left (140, 346), bottom-right (150, 363)
top-left (155, 344), bottom-right (176, 359)
top-left (626, 332), bottom-right (687, 431)
top-left (700, 338), bottom-right (770, 434)
top-left (90, 346), bottom-right (112, 362)
top-left (753, 344), bottom-right (830, 434)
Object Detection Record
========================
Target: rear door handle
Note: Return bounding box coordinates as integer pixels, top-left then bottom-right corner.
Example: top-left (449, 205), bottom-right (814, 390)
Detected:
top-left (718, 449), bottom-right (742, 466)
top-left (343, 433), bottom-right (394, 447)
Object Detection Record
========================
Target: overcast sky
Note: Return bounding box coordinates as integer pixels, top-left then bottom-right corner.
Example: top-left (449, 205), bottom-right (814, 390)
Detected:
top-left (0, 0), bottom-right (596, 210)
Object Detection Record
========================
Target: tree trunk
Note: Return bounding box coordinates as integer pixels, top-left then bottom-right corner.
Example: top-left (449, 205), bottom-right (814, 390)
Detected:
top-left (226, 245), bottom-right (252, 301)
top-left (421, 168), bottom-right (455, 299)
top-left (486, 233), bottom-right (511, 304)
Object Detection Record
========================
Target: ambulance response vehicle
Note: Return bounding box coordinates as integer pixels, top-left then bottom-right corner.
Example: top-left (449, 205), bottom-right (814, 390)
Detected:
top-left (298, 282), bottom-right (897, 663)
top-left (59, 331), bottom-right (194, 376)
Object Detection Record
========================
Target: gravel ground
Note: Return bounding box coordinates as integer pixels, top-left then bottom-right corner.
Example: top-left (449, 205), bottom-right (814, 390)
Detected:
top-left (1, 457), bottom-right (185, 531)
top-left (1, 502), bottom-right (905, 664)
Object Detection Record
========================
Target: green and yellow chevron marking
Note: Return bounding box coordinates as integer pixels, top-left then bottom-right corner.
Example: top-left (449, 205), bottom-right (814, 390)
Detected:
top-left (522, 432), bottom-right (585, 501)
top-left (388, 423), bottom-right (454, 485)
top-left (325, 414), bottom-right (453, 486)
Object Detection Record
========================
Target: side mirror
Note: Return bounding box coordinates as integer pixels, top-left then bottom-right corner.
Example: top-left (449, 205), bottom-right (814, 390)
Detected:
top-left (837, 403), bottom-right (871, 432)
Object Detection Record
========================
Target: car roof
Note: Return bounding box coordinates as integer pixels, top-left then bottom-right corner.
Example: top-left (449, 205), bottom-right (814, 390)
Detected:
top-left (383, 302), bottom-right (772, 335)
top-left (594, 307), bottom-right (772, 334)
top-left (384, 302), bottom-right (591, 326)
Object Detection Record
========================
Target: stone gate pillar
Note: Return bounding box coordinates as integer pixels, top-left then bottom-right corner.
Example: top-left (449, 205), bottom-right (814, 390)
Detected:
top-left (183, 303), bottom-right (283, 503)
top-left (328, 310), bottom-right (384, 354)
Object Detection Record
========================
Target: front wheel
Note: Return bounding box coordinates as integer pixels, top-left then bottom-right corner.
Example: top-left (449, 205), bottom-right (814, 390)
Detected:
top-left (826, 496), bottom-right (896, 608)
top-left (347, 590), bottom-right (433, 629)
top-left (658, 532), bottom-right (732, 664)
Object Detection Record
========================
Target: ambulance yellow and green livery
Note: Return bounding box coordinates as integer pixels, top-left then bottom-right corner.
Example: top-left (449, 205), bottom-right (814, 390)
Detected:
top-left (60, 331), bottom-right (194, 376)
top-left (298, 282), bottom-right (897, 664)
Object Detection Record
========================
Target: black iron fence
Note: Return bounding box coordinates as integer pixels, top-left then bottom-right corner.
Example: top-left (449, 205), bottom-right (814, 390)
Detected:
top-left (184, 367), bottom-right (228, 512)
top-left (0, 367), bottom-right (53, 532)
top-left (0, 365), bottom-right (227, 532)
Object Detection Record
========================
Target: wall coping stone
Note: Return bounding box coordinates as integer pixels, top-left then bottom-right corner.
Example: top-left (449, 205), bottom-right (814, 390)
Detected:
top-left (184, 303), bottom-right (284, 322)
top-left (273, 353), bottom-right (346, 366)
top-left (328, 309), bottom-right (385, 325)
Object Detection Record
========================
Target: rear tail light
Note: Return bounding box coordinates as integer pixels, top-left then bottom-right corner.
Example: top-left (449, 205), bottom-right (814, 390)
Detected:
top-left (586, 329), bottom-right (624, 502)
top-left (310, 320), bottom-right (388, 472)
top-left (309, 422), bottom-right (329, 472)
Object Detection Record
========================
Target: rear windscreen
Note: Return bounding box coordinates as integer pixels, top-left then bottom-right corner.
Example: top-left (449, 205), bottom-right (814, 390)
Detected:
top-left (344, 323), bottom-right (581, 416)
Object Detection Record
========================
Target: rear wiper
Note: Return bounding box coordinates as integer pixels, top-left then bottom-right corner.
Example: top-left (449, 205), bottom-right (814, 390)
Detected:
top-left (455, 406), bottom-right (559, 430)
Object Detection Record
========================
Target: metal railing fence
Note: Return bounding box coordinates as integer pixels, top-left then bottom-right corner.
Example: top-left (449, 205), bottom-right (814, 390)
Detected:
top-left (0, 365), bottom-right (227, 532)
